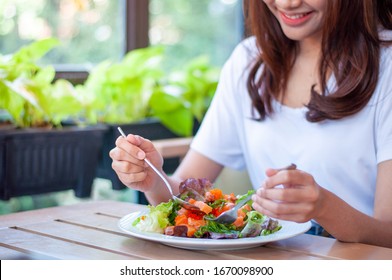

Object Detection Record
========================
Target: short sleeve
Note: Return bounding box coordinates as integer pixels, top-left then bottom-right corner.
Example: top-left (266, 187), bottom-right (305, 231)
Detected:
top-left (190, 38), bottom-right (257, 170)
top-left (375, 47), bottom-right (392, 163)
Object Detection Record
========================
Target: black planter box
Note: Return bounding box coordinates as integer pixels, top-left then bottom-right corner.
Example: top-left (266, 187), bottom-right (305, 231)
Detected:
top-left (0, 125), bottom-right (107, 200)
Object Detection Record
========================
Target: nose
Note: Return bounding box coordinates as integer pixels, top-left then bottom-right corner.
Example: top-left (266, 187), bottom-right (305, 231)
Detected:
top-left (274, 0), bottom-right (302, 9)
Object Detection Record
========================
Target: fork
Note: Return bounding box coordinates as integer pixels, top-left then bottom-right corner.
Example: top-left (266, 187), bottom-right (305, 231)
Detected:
top-left (205, 163), bottom-right (297, 224)
top-left (204, 193), bottom-right (253, 224)
top-left (117, 127), bottom-right (201, 212)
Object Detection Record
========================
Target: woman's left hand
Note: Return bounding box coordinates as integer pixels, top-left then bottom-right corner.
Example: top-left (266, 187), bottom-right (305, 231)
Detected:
top-left (252, 167), bottom-right (324, 223)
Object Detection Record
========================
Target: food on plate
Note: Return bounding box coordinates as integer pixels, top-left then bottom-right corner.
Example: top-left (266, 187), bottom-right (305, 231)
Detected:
top-left (132, 178), bottom-right (281, 239)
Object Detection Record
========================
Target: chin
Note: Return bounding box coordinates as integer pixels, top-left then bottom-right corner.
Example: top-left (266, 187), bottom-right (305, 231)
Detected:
top-left (280, 27), bottom-right (321, 42)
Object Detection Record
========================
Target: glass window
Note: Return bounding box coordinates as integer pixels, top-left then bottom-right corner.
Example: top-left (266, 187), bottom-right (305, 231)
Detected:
top-left (149, 0), bottom-right (243, 68)
top-left (0, 0), bottom-right (124, 67)
top-left (0, 0), bottom-right (243, 71)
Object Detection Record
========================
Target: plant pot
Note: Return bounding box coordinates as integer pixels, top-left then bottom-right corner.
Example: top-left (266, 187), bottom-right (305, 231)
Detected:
top-left (0, 125), bottom-right (107, 200)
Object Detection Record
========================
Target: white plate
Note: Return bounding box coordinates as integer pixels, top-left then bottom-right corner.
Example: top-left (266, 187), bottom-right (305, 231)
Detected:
top-left (118, 211), bottom-right (312, 250)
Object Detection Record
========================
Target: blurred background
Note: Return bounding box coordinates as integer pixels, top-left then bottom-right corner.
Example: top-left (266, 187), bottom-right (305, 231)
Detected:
top-left (0, 0), bottom-right (248, 214)
top-left (0, 0), bottom-right (243, 75)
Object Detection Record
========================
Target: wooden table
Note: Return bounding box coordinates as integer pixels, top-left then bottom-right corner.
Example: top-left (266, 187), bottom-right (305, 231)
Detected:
top-left (1, 200), bottom-right (392, 260)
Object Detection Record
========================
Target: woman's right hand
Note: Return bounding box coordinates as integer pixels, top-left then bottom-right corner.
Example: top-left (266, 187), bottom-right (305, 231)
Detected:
top-left (109, 133), bottom-right (163, 193)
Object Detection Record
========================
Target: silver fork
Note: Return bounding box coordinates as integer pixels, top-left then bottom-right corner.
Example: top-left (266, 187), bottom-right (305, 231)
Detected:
top-left (205, 163), bottom-right (297, 224)
top-left (204, 193), bottom-right (253, 224)
top-left (117, 127), bottom-right (201, 211)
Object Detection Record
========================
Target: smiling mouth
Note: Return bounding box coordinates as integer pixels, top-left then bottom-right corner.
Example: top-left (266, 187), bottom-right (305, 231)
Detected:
top-left (280, 11), bottom-right (313, 26)
top-left (283, 12), bottom-right (311, 19)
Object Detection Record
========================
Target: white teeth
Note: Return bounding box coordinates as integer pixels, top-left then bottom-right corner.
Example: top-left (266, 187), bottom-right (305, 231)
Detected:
top-left (284, 13), bottom-right (308, 19)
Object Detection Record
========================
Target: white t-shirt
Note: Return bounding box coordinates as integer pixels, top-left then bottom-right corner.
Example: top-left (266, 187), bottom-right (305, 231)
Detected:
top-left (191, 34), bottom-right (392, 217)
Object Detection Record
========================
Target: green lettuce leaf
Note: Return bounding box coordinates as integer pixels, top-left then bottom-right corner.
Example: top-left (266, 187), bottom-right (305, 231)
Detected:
top-left (133, 200), bottom-right (174, 234)
top-left (240, 211), bottom-right (265, 237)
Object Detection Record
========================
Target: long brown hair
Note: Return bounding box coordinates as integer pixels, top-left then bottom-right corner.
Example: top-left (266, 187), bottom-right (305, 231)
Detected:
top-left (245, 0), bottom-right (392, 122)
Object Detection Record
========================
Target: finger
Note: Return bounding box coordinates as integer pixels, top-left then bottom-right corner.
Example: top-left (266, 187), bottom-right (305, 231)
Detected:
top-left (111, 157), bottom-right (146, 174)
top-left (252, 198), bottom-right (313, 222)
top-left (256, 187), bottom-right (318, 203)
top-left (265, 168), bottom-right (279, 177)
top-left (252, 202), bottom-right (311, 223)
top-left (116, 170), bottom-right (148, 191)
top-left (134, 135), bottom-right (156, 154)
top-left (254, 197), bottom-right (312, 216)
top-left (109, 146), bottom-right (145, 168)
top-left (263, 170), bottom-right (313, 189)
top-left (116, 135), bottom-right (146, 158)
top-left (121, 133), bottom-right (142, 146)
top-left (265, 163), bottom-right (297, 177)
top-left (119, 133), bottom-right (156, 155)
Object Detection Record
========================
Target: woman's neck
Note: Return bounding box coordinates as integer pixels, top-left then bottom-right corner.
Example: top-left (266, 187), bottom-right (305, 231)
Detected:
top-left (298, 37), bottom-right (322, 59)
top-left (279, 40), bottom-right (322, 108)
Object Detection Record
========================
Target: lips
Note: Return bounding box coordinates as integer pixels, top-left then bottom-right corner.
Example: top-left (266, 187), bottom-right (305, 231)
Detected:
top-left (279, 11), bottom-right (313, 26)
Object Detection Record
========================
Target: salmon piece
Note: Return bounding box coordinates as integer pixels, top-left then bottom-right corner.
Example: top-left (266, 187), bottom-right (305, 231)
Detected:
top-left (238, 204), bottom-right (252, 217)
top-left (188, 198), bottom-right (197, 204)
top-left (193, 200), bottom-right (212, 214)
top-left (175, 214), bottom-right (188, 225)
top-left (212, 202), bottom-right (233, 217)
top-left (188, 217), bottom-right (206, 228)
top-left (224, 193), bottom-right (237, 203)
top-left (204, 191), bottom-right (215, 202)
top-left (233, 216), bottom-right (245, 228)
top-left (208, 188), bottom-right (224, 200)
top-left (187, 226), bottom-right (197, 237)
top-left (177, 208), bottom-right (189, 216)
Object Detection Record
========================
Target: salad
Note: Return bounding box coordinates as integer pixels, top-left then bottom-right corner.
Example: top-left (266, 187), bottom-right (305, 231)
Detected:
top-left (132, 178), bottom-right (281, 239)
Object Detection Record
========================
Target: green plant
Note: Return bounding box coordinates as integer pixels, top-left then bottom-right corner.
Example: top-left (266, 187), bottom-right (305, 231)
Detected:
top-left (0, 38), bottom-right (83, 128)
top-left (150, 56), bottom-right (220, 136)
top-left (79, 46), bottom-right (220, 137)
top-left (78, 46), bottom-right (165, 124)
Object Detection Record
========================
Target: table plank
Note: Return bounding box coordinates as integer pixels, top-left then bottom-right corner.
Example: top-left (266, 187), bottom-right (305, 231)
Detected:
top-left (267, 233), bottom-right (392, 260)
top-left (2, 201), bottom-right (391, 260)
top-left (0, 228), bottom-right (138, 260)
top-left (0, 200), bottom-right (141, 229)
top-left (57, 213), bottom-right (325, 260)
top-left (215, 246), bottom-right (325, 260)
top-left (0, 243), bottom-right (54, 260)
top-left (16, 220), bottom-right (233, 260)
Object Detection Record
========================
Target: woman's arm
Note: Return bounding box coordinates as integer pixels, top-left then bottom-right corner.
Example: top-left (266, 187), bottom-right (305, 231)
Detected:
top-left (252, 160), bottom-right (392, 248)
top-left (313, 160), bottom-right (392, 247)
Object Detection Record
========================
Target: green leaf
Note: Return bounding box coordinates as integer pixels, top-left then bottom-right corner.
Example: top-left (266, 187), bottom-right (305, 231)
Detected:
top-left (80, 46), bottom-right (165, 124)
top-left (13, 38), bottom-right (60, 63)
top-left (155, 108), bottom-right (193, 136)
top-left (34, 66), bottom-right (56, 85)
top-left (0, 38), bottom-right (85, 128)
top-left (149, 91), bottom-right (184, 113)
top-left (44, 79), bottom-right (83, 124)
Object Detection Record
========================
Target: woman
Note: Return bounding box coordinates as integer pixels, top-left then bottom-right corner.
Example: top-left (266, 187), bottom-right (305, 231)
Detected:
top-left (110, 0), bottom-right (392, 248)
